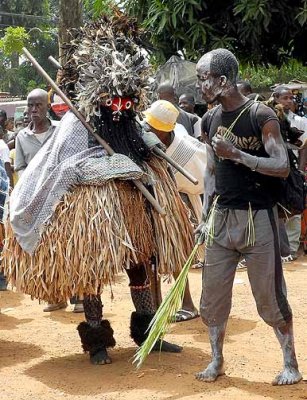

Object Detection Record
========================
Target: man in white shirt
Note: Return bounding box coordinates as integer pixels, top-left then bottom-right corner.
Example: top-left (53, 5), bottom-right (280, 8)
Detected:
top-left (273, 86), bottom-right (307, 147)
top-left (143, 99), bottom-right (207, 321)
top-left (15, 89), bottom-right (57, 177)
top-left (144, 100), bottom-right (207, 222)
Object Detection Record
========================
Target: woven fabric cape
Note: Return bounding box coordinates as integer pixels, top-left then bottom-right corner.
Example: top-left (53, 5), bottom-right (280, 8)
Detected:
top-left (3, 112), bottom-right (194, 303)
top-left (7, 111), bottom-right (144, 255)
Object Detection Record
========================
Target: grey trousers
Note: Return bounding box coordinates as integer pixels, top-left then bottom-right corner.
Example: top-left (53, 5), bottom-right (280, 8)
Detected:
top-left (200, 207), bottom-right (292, 328)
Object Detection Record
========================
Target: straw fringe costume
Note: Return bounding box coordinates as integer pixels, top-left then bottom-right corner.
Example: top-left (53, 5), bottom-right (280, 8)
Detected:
top-left (4, 119), bottom-right (193, 301)
top-left (3, 14), bottom-right (193, 363)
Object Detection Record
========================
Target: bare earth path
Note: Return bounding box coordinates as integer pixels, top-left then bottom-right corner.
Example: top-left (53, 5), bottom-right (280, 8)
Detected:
top-left (1, 258), bottom-right (307, 400)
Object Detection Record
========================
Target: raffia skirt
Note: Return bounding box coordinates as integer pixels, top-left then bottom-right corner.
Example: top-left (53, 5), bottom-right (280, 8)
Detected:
top-left (2, 159), bottom-right (194, 303)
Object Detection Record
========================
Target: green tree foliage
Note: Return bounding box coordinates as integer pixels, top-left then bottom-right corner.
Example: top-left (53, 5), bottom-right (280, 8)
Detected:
top-left (83, 0), bottom-right (115, 18)
top-left (0, 32), bottom-right (58, 96)
top-left (0, 1), bottom-right (58, 96)
top-left (2, 0), bottom-right (306, 94)
top-left (240, 60), bottom-right (307, 91)
top-left (0, 0), bottom-right (51, 28)
top-left (0, 27), bottom-right (29, 55)
top-left (117, 0), bottom-right (307, 65)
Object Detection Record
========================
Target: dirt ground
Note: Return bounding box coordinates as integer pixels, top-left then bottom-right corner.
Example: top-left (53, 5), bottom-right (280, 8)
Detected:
top-left (1, 257), bottom-right (307, 400)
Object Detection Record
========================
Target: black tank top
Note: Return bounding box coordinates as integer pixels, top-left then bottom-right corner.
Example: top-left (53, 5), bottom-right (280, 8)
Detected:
top-left (203, 101), bottom-right (281, 209)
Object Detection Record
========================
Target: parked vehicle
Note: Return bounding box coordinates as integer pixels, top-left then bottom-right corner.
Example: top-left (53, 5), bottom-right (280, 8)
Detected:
top-left (0, 100), bottom-right (27, 119)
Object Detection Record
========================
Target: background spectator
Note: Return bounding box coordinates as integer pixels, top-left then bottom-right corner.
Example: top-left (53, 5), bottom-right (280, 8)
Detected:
top-left (157, 82), bottom-right (201, 139)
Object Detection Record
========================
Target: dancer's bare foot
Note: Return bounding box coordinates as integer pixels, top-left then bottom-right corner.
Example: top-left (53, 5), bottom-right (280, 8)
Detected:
top-left (272, 323), bottom-right (301, 385)
top-left (272, 367), bottom-right (302, 385)
top-left (90, 348), bottom-right (112, 365)
top-left (196, 358), bottom-right (225, 382)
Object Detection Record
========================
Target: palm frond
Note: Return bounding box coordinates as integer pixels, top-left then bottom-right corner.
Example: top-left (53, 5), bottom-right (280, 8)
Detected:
top-left (245, 202), bottom-right (255, 247)
top-left (204, 195), bottom-right (219, 247)
top-left (133, 243), bottom-right (199, 369)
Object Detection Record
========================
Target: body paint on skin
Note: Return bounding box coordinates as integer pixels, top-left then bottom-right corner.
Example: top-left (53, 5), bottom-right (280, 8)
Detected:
top-left (195, 322), bottom-right (226, 382)
top-left (196, 54), bottom-right (233, 104)
top-left (215, 129), bottom-right (289, 178)
top-left (272, 322), bottom-right (302, 385)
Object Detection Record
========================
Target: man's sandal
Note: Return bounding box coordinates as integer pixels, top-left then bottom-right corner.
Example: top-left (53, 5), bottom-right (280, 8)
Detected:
top-left (174, 309), bottom-right (200, 323)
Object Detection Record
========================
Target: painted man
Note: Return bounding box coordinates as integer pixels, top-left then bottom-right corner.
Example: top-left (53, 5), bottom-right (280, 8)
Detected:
top-left (195, 48), bottom-right (302, 385)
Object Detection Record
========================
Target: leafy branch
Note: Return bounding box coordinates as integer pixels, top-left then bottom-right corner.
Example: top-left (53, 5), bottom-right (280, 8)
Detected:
top-left (0, 27), bottom-right (29, 56)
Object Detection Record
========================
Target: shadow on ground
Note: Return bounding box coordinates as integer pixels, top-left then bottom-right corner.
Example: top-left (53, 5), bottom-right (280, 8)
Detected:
top-left (0, 340), bottom-right (44, 370)
top-left (0, 290), bottom-right (24, 308)
top-left (0, 313), bottom-right (33, 330)
top-left (25, 345), bottom-right (306, 399)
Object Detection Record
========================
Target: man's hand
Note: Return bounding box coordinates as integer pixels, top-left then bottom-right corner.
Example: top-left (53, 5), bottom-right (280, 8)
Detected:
top-left (194, 221), bottom-right (207, 245)
top-left (212, 134), bottom-right (238, 160)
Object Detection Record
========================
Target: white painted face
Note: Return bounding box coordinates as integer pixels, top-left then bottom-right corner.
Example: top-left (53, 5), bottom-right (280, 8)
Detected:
top-left (196, 54), bottom-right (229, 104)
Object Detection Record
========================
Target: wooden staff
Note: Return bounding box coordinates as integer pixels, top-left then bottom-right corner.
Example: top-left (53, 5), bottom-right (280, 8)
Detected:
top-left (47, 55), bottom-right (198, 186)
top-left (23, 47), bottom-right (165, 216)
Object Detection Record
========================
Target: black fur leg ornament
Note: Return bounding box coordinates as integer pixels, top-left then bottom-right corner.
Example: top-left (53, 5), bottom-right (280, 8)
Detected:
top-left (130, 312), bottom-right (182, 353)
top-left (77, 320), bottom-right (116, 365)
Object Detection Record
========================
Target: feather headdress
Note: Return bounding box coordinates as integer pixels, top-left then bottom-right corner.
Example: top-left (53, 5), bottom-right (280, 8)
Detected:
top-left (60, 11), bottom-right (152, 120)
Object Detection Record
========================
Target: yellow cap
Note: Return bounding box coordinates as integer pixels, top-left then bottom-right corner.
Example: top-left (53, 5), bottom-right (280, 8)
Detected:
top-left (144, 100), bottom-right (179, 132)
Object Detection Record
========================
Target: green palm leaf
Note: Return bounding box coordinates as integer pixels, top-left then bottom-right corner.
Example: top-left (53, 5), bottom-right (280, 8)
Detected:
top-left (133, 243), bottom-right (199, 369)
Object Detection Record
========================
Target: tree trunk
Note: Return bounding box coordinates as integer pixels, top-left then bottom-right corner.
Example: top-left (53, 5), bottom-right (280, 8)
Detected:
top-left (58, 0), bottom-right (83, 65)
top-left (9, 52), bottom-right (19, 94)
top-left (10, 52), bottom-right (19, 69)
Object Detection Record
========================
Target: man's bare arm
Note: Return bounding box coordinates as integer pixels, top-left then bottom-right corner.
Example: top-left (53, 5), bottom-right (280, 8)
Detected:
top-left (212, 120), bottom-right (289, 178)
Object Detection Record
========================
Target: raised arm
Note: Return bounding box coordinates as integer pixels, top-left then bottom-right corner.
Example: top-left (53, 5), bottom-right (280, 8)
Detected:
top-left (212, 119), bottom-right (289, 178)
